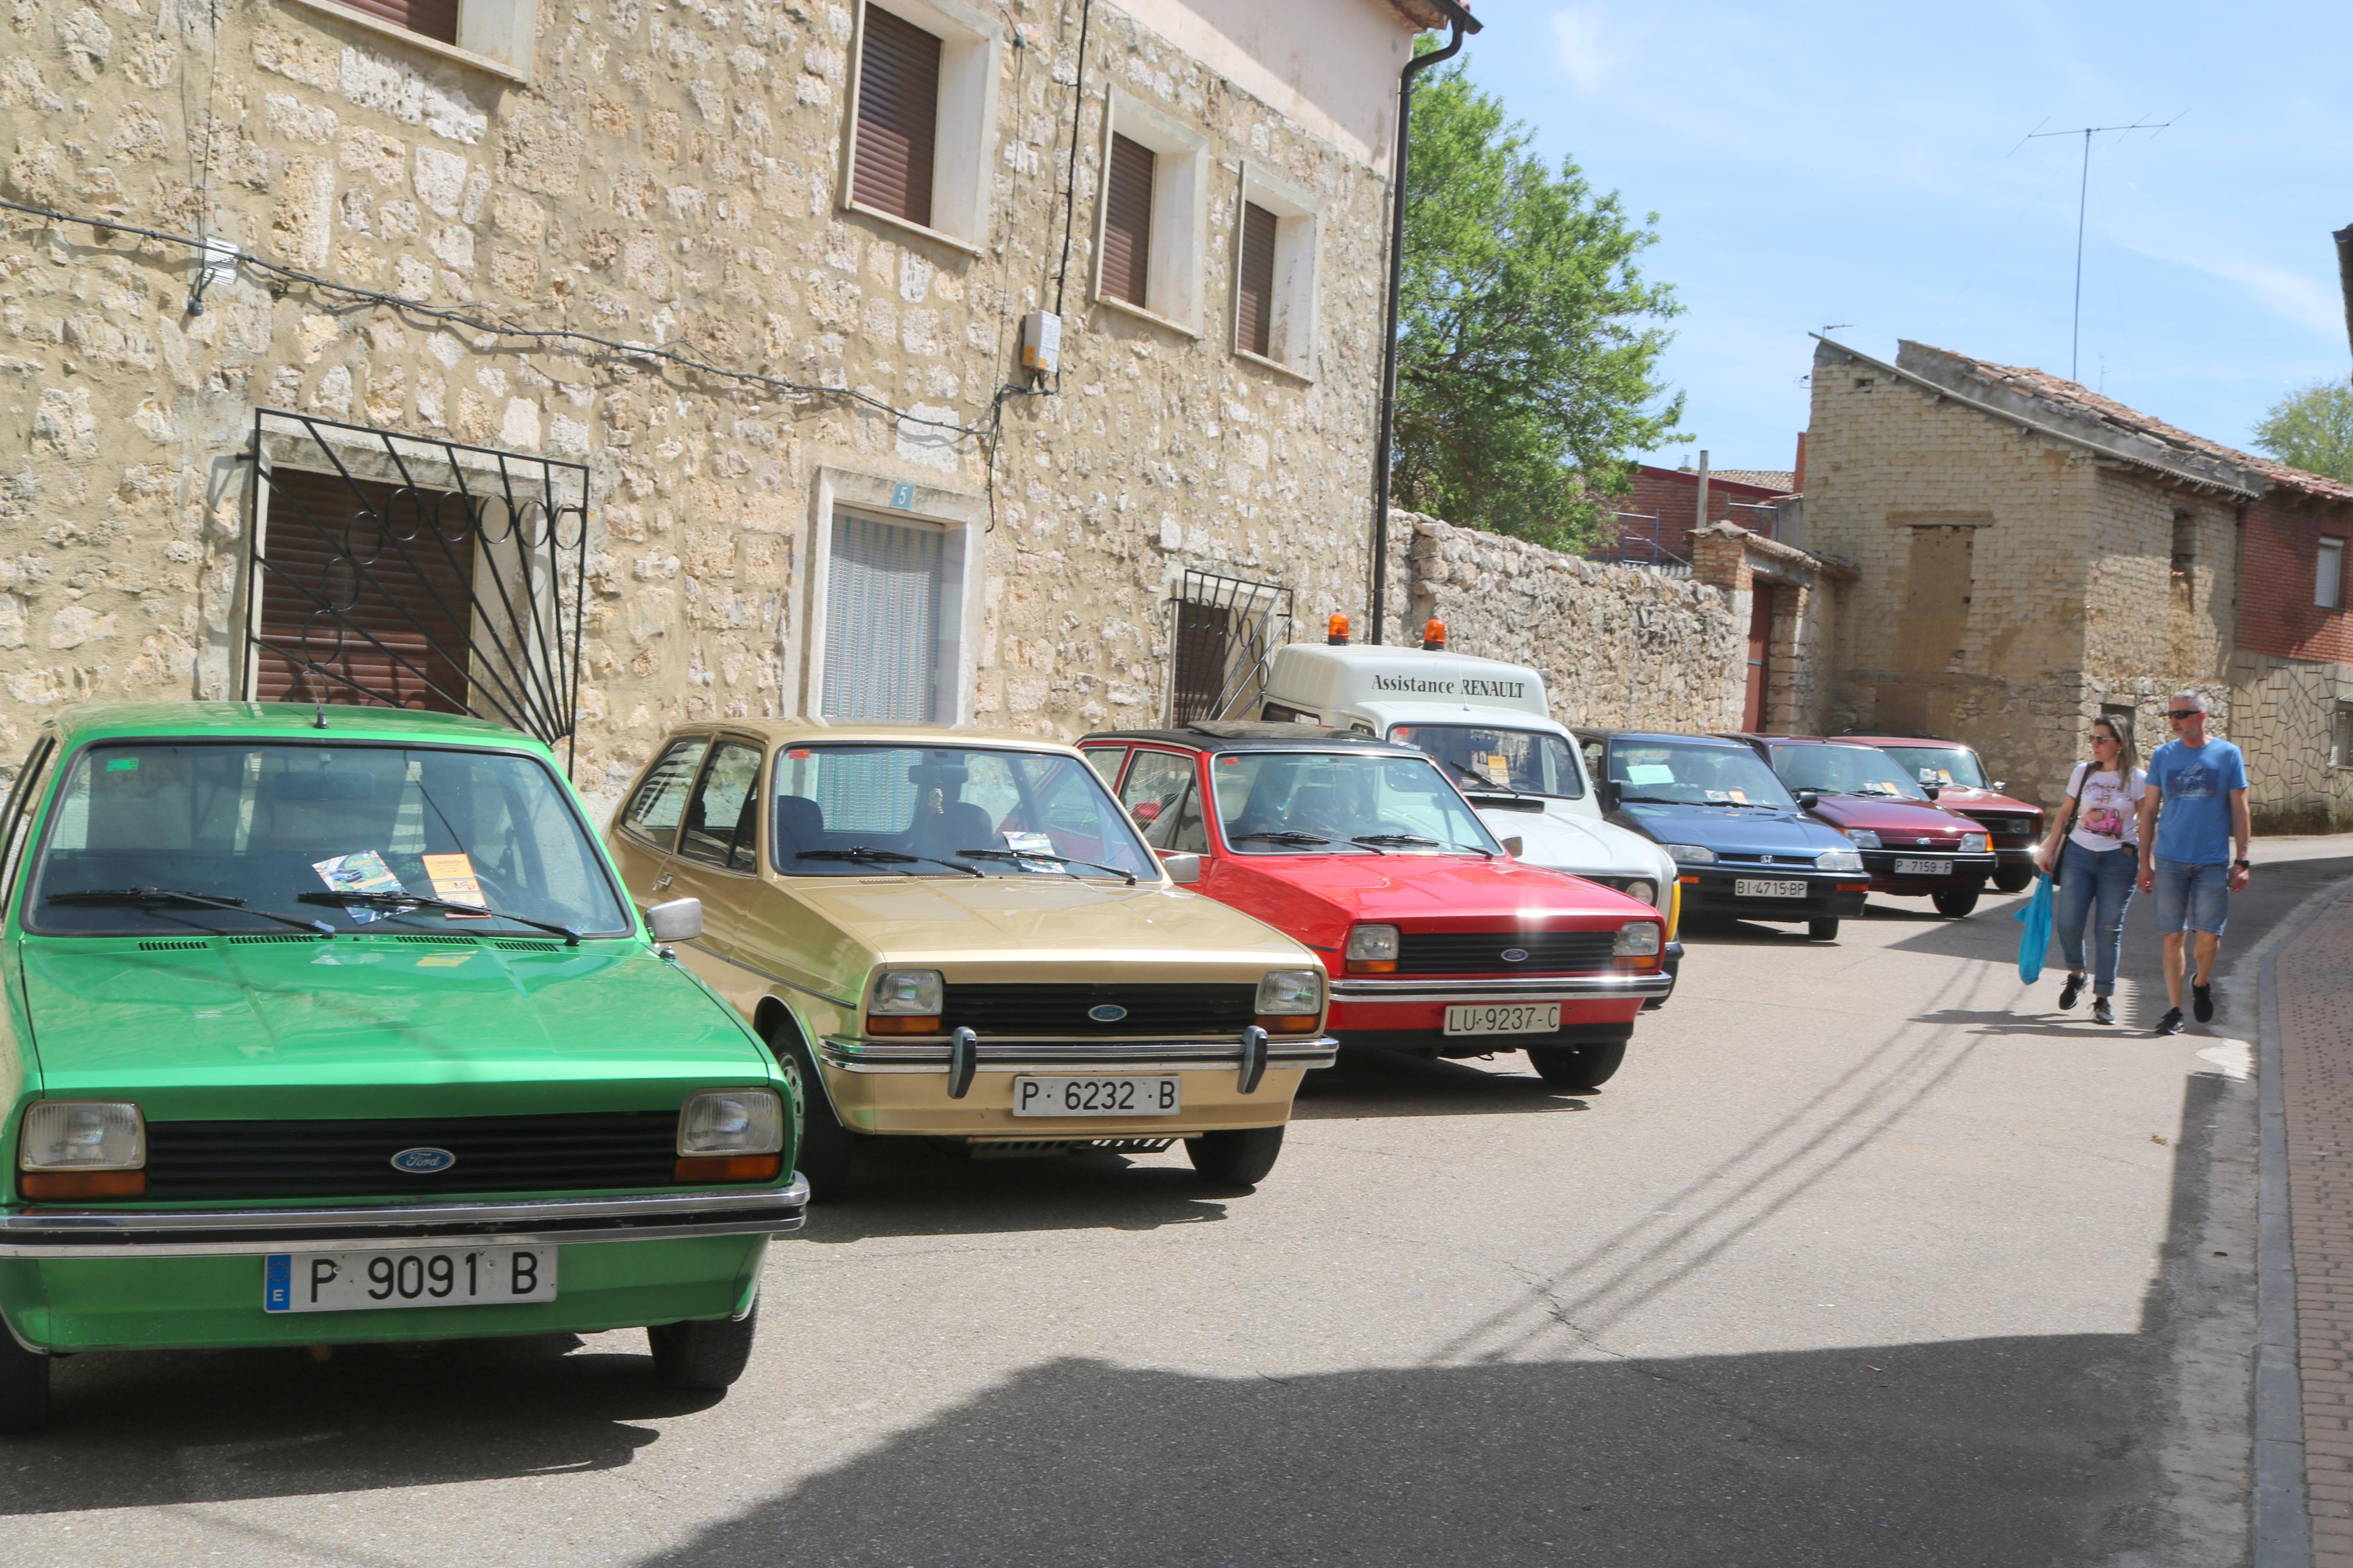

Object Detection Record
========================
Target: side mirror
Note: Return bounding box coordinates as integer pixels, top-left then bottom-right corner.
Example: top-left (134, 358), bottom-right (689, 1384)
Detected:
top-left (1598, 780), bottom-right (1623, 812)
top-left (1921, 783), bottom-right (1941, 801)
top-left (1796, 790), bottom-right (1820, 812)
top-left (645, 897), bottom-right (703, 944)
top-left (1159, 852), bottom-right (1202, 884)
top-left (1501, 835), bottom-right (1525, 858)
top-left (1992, 780), bottom-right (2007, 792)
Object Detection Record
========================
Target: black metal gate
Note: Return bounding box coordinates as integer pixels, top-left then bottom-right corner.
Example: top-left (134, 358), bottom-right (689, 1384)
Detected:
top-left (240, 410), bottom-right (589, 760)
top-left (1167, 570), bottom-right (1293, 724)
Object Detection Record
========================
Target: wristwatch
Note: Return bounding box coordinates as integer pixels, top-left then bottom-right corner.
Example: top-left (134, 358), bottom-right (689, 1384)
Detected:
top-left (2233, 859), bottom-right (2251, 869)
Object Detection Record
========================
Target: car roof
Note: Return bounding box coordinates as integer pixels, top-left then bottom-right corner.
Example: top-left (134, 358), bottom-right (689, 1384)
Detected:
top-left (1840, 734), bottom-right (1971, 749)
top-left (1574, 728), bottom-right (1751, 749)
top-left (1083, 721), bottom-right (1418, 756)
top-left (652, 717), bottom-right (1085, 755)
top-left (42, 702), bottom-right (544, 752)
top-left (1720, 733), bottom-right (1886, 749)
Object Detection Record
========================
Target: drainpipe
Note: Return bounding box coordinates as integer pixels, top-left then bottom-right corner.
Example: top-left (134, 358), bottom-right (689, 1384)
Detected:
top-left (1369, 12), bottom-right (1475, 645)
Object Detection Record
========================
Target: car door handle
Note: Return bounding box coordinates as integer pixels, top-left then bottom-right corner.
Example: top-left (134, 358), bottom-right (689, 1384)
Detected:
top-left (651, 872), bottom-right (673, 891)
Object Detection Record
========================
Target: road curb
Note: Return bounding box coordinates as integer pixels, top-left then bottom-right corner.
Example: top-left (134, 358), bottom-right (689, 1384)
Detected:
top-left (2252, 875), bottom-right (2353, 1568)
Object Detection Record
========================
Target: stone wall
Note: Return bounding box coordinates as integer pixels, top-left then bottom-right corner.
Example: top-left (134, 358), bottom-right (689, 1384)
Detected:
top-left (2231, 650), bottom-right (2353, 833)
top-left (0, 0), bottom-right (1401, 797)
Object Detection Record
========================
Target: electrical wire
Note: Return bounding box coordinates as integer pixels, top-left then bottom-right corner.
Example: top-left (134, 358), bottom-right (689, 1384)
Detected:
top-left (1050, 0), bottom-right (1092, 319)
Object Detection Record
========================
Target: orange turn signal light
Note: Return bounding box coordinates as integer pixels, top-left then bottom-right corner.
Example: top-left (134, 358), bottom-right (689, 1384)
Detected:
top-left (674, 1154), bottom-right (782, 1184)
top-left (21, 1169), bottom-right (146, 1201)
top-left (1255, 1013), bottom-right (1321, 1034)
top-left (1614, 953), bottom-right (1661, 971)
top-left (866, 1014), bottom-right (943, 1034)
top-left (1345, 959), bottom-right (1398, 975)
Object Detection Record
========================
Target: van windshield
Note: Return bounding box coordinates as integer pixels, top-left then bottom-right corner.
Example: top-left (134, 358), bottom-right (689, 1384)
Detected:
top-left (1389, 724), bottom-right (1584, 799)
top-left (1209, 751), bottom-right (1500, 855)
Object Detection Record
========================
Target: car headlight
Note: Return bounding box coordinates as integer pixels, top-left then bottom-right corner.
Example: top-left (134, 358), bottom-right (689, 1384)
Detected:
top-left (1816, 849), bottom-right (1865, 872)
top-left (676, 1089), bottom-right (785, 1183)
top-left (1659, 843), bottom-right (1716, 865)
top-left (1623, 879), bottom-right (1657, 908)
top-left (1846, 829), bottom-right (1882, 849)
top-left (1612, 922), bottom-right (1662, 957)
top-left (1345, 923), bottom-right (1401, 974)
top-left (1255, 968), bottom-right (1324, 1032)
top-left (18, 1100), bottom-right (145, 1200)
top-left (1961, 833), bottom-right (1989, 854)
top-left (866, 968), bottom-right (943, 1033)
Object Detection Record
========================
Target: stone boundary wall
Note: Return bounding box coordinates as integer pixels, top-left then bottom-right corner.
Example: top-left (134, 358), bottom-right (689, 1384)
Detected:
top-left (2231, 649), bottom-right (2353, 833)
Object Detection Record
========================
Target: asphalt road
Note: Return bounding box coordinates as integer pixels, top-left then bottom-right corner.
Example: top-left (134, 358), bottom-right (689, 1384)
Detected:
top-left (10, 838), bottom-right (2351, 1566)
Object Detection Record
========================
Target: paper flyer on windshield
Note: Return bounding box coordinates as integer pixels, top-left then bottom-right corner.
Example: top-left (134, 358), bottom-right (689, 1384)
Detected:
top-left (312, 850), bottom-right (403, 924)
top-left (422, 852), bottom-right (489, 918)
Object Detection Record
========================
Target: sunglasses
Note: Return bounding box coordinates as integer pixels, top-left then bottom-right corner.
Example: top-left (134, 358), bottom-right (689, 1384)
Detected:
top-left (2169, 709), bottom-right (2202, 720)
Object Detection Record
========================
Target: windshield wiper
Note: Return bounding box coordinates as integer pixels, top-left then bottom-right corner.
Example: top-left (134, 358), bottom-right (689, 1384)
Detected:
top-left (953, 848), bottom-right (1137, 886)
top-left (1354, 833), bottom-right (1494, 859)
top-left (1230, 830), bottom-right (1333, 847)
top-left (297, 889), bottom-right (581, 945)
top-left (1445, 762), bottom-right (1533, 797)
top-left (795, 846), bottom-right (983, 879)
top-left (47, 887), bottom-right (334, 936)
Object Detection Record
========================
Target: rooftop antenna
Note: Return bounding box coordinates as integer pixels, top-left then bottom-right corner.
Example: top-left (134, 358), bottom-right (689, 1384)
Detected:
top-left (2016, 113), bottom-right (2182, 383)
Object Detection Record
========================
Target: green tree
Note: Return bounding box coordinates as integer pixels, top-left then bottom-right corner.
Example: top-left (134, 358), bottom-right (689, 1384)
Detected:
top-left (2251, 378), bottom-right (2353, 483)
top-left (1391, 57), bottom-right (1683, 550)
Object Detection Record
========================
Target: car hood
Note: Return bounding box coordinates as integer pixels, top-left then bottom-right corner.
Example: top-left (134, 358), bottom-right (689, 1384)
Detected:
top-left (1612, 801), bottom-right (1851, 855)
top-left (1929, 786), bottom-right (2043, 817)
top-left (16, 937), bottom-right (771, 1119)
top-left (1216, 852), bottom-right (1656, 927)
top-left (778, 875), bottom-right (1307, 968)
top-left (1474, 803), bottom-right (1669, 881)
top-left (1803, 796), bottom-right (1982, 838)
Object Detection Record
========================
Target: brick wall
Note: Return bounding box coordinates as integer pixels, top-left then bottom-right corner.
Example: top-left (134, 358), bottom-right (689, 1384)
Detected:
top-left (2240, 496), bottom-right (2353, 663)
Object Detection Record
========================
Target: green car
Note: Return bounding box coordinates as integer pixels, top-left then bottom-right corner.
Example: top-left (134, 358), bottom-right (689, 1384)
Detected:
top-left (0, 703), bottom-right (805, 1432)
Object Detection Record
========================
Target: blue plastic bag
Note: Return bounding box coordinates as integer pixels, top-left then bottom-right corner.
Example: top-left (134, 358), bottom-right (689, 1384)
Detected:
top-left (2014, 872), bottom-right (2054, 984)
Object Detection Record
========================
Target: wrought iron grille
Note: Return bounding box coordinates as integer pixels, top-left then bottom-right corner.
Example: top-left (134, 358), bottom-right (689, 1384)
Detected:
top-left (240, 410), bottom-right (590, 761)
top-left (1167, 569), bottom-right (1293, 724)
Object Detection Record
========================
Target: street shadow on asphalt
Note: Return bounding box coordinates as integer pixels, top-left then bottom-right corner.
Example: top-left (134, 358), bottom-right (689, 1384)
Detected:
top-left (1288, 1050), bottom-right (1591, 1121)
top-left (794, 1140), bottom-right (1232, 1245)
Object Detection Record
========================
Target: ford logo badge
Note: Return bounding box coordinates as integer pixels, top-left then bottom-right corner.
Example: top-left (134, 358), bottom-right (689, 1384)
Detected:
top-left (390, 1146), bottom-right (456, 1175)
top-left (1088, 1004), bottom-right (1128, 1022)
top-left (1501, 948), bottom-right (1529, 963)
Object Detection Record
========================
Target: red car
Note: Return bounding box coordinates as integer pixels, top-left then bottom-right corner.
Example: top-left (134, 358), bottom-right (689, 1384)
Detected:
top-left (1079, 723), bottom-right (1669, 1091)
top-left (1720, 734), bottom-right (1997, 917)
top-left (1840, 734), bottom-right (2046, 893)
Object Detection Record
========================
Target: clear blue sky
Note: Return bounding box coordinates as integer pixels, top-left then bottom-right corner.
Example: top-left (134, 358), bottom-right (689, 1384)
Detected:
top-left (1456, 1), bottom-right (2353, 477)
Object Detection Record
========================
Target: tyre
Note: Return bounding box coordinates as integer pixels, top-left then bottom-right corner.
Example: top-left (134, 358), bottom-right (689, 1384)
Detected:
top-left (648, 1301), bottom-right (758, 1392)
top-left (1932, 887), bottom-right (1981, 919)
top-left (1186, 1126), bottom-right (1284, 1187)
top-left (1527, 1041), bottom-right (1627, 1091)
top-left (0, 1329), bottom-right (51, 1435)
top-left (1807, 918), bottom-right (1840, 941)
top-left (774, 1027), bottom-right (856, 1200)
top-left (1991, 865), bottom-right (2035, 894)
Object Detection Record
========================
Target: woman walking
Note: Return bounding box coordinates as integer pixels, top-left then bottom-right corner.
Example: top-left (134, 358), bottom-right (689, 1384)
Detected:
top-left (2033, 716), bottom-right (2147, 1025)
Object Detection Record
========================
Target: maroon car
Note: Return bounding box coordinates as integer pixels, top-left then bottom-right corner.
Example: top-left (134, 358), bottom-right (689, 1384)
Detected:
top-left (1720, 735), bottom-right (1997, 917)
top-left (1841, 734), bottom-right (2045, 893)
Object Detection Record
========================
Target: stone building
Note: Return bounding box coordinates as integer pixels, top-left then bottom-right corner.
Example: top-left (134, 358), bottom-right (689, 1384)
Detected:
top-left (1804, 337), bottom-right (2353, 827)
top-left (0, 0), bottom-right (1471, 807)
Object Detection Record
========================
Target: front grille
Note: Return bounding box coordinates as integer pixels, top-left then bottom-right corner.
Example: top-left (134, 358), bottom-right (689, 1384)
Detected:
top-left (1396, 930), bottom-right (1617, 975)
top-left (141, 1111), bottom-right (679, 1200)
top-left (1965, 812), bottom-right (2038, 840)
top-left (941, 983), bottom-right (1258, 1037)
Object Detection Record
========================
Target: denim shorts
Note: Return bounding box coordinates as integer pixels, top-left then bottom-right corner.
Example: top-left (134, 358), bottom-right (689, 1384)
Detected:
top-left (2152, 858), bottom-right (2230, 935)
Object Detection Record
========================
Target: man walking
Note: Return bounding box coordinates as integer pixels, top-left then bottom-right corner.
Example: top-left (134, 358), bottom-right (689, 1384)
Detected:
top-left (2136, 692), bottom-right (2251, 1036)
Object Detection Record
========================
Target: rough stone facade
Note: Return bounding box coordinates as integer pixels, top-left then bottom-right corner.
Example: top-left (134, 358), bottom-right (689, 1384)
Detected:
top-left (1687, 519), bottom-right (1851, 735)
top-left (0, 0), bottom-right (1422, 805)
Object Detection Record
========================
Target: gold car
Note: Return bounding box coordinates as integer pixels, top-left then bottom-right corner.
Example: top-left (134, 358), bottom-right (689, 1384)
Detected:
top-left (605, 722), bottom-right (1336, 1196)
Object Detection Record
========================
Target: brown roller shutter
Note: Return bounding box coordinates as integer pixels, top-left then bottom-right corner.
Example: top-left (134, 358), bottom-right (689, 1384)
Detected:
top-left (853, 6), bottom-right (941, 227)
top-left (1237, 201), bottom-right (1277, 359)
top-left (331, 0), bottom-right (459, 44)
top-left (1102, 133), bottom-right (1155, 307)
top-left (255, 468), bottom-right (475, 714)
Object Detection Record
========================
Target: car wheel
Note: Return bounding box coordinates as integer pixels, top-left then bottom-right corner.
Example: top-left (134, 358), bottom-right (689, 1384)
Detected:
top-left (648, 1301), bottom-right (758, 1392)
top-left (1186, 1126), bottom-right (1284, 1188)
top-left (1807, 918), bottom-right (1840, 941)
top-left (774, 1029), bottom-right (856, 1200)
top-left (1932, 887), bottom-right (1981, 919)
top-left (0, 1331), bottom-right (51, 1435)
top-left (1991, 865), bottom-right (2035, 894)
top-left (1527, 1041), bottom-right (1627, 1091)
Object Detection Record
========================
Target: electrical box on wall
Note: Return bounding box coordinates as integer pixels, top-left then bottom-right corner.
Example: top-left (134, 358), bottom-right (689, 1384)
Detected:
top-left (1019, 311), bottom-right (1060, 375)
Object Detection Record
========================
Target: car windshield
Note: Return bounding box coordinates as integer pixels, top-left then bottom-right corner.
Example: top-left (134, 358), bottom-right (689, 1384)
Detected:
top-left (769, 745), bottom-right (1158, 880)
top-left (1208, 751), bottom-right (1501, 855)
top-left (1876, 744), bottom-right (1989, 791)
top-left (1387, 724), bottom-right (1585, 799)
top-left (1604, 741), bottom-right (1795, 809)
top-left (1769, 744), bottom-right (1929, 801)
top-left (23, 742), bottom-right (631, 938)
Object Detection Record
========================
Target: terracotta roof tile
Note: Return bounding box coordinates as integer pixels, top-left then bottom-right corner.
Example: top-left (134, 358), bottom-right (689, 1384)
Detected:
top-left (1706, 469), bottom-right (1795, 492)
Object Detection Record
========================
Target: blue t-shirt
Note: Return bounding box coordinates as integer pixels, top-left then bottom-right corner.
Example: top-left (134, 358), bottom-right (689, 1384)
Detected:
top-left (2146, 737), bottom-right (2247, 865)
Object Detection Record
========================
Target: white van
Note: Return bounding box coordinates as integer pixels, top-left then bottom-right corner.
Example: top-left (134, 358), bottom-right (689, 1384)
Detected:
top-left (1257, 641), bottom-right (1682, 995)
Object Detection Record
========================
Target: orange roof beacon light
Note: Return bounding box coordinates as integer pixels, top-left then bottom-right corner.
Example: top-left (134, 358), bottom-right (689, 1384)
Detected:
top-left (1422, 620), bottom-right (1446, 651)
top-left (1326, 613), bottom-right (1351, 645)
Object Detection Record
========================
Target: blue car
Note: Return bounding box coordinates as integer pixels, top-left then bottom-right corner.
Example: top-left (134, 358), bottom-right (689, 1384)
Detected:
top-left (1573, 730), bottom-right (1871, 941)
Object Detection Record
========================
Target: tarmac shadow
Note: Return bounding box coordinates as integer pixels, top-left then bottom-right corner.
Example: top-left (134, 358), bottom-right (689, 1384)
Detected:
top-left (795, 1139), bottom-right (1233, 1245)
top-left (1289, 1050), bottom-right (1591, 1121)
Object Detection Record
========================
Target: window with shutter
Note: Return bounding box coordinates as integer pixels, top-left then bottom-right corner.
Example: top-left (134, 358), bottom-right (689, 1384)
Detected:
top-left (254, 468), bottom-right (475, 714)
top-left (1102, 133), bottom-right (1155, 308)
top-left (823, 511), bottom-right (946, 723)
top-left (853, 6), bottom-right (942, 227)
top-left (1236, 201), bottom-right (1277, 360)
top-left (326, 0), bottom-right (459, 43)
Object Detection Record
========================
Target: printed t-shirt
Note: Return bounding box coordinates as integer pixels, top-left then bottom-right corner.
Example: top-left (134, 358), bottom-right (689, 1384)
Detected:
top-left (2064, 764), bottom-right (2146, 852)
top-left (2146, 737), bottom-right (2247, 866)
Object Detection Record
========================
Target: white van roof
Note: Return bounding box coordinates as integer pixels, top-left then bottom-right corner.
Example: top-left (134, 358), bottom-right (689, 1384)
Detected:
top-left (1263, 643), bottom-right (1553, 722)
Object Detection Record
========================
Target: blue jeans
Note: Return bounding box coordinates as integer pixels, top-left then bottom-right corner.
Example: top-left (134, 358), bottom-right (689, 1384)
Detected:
top-left (2054, 840), bottom-right (2136, 995)
top-left (2152, 857), bottom-right (2230, 936)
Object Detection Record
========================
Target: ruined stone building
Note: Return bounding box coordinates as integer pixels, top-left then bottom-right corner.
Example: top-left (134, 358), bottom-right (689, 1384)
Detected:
top-left (0, 0), bottom-right (1472, 807)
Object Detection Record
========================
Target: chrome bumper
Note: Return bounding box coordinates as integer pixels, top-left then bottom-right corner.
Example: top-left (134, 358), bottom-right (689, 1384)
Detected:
top-left (0, 1181), bottom-right (809, 1259)
top-left (1331, 973), bottom-right (1673, 1004)
top-left (818, 1035), bottom-right (1340, 1074)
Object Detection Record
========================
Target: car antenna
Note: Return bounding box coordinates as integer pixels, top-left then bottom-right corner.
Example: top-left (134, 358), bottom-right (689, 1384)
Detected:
top-left (313, 697), bottom-right (328, 730)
